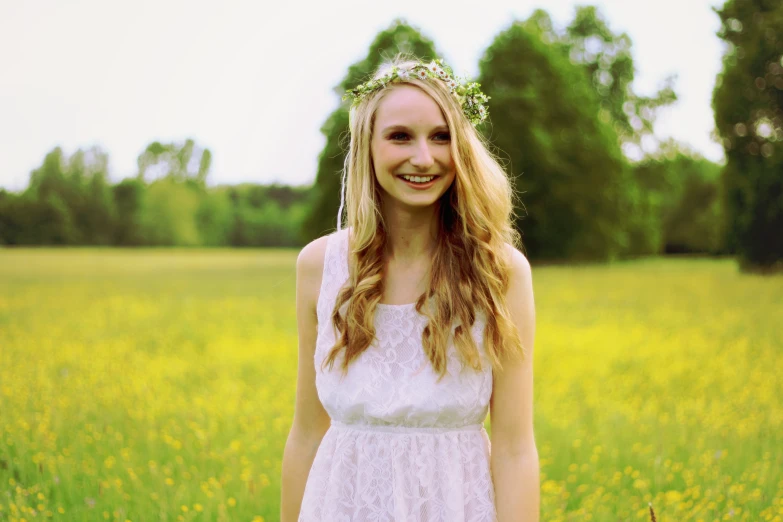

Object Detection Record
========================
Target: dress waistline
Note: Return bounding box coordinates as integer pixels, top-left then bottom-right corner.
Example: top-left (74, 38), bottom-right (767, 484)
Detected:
top-left (330, 420), bottom-right (484, 434)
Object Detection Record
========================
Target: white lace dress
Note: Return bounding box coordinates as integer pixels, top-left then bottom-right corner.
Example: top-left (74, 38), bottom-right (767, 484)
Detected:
top-left (298, 227), bottom-right (497, 522)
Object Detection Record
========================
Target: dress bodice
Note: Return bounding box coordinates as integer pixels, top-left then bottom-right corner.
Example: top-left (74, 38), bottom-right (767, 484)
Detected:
top-left (314, 227), bottom-right (493, 430)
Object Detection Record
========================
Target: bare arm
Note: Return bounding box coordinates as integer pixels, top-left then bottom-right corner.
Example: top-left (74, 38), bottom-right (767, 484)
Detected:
top-left (490, 245), bottom-right (540, 522)
top-left (280, 237), bottom-right (332, 522)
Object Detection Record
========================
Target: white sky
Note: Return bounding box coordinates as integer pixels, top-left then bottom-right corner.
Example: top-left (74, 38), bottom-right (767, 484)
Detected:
top-left (0, 0), bottom-right (726, 192)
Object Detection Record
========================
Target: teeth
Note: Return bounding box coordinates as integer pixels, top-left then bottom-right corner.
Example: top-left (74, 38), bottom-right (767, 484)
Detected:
top-left (402, 175), bottom-right (435, 183)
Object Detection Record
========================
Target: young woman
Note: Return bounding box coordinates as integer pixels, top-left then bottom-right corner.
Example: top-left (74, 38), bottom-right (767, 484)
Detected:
top-left (281, 56), bottom-right (539, 522)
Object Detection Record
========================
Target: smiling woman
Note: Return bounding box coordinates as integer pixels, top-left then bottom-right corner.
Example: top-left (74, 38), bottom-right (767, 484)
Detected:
top-left (281, 55), bottom-right (539, 522)
top-left (371, 85), bottom-right (456, 204)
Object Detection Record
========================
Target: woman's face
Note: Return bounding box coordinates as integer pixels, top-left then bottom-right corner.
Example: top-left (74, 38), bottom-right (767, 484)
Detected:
top-left (370, 85), bottom-right (456, 211)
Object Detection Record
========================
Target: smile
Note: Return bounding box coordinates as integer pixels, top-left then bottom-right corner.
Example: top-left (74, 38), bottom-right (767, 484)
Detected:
top-left (398, 174), bottom-right (438, 183)
top-left (397, 175), bottom-right (439, 189)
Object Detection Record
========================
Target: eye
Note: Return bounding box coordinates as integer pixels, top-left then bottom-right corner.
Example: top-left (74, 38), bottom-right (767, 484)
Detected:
top-left (389, 132), bottom-right (409, 141)
top-left (433, 132), bottom-right (451, 142)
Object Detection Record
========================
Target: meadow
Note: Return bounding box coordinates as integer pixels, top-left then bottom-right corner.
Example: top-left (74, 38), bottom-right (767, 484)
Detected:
top-left (0, 248), bottom-right (780, 522)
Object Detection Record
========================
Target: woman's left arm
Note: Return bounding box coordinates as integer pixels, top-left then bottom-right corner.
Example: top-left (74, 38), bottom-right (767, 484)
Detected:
top-left (490, 245), bottom-right (540, 522)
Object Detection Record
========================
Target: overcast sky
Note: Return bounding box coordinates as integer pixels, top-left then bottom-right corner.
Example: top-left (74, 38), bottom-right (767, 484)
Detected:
top-left (0, 0), bottom-right (726, 192)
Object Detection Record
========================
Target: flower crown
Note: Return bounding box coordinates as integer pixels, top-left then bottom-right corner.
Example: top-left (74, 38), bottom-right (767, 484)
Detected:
top-left (343, 59), bottom-right (490, 127)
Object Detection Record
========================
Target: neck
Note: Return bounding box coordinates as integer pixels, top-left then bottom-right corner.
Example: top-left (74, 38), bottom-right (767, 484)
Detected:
top-left (382, 203), bottom-right (440, 264)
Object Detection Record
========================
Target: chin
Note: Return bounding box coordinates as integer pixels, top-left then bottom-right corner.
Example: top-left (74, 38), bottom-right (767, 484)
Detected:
top-left (398, 194), bottom-right (443, 208)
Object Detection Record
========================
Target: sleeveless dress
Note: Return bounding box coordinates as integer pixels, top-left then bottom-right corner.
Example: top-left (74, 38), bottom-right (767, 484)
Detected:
top-left (298, 227), bottom-right (498, 522)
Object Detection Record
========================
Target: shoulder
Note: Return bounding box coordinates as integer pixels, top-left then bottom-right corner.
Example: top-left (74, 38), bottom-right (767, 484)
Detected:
top-left (296, 232), bottom-right (335, 311)
top-left (502, 242), bottom-right (534, 311)
top-left (503, 242), bottom-right (532, 283)
top-left (297, 233), bottom-right (331, 274)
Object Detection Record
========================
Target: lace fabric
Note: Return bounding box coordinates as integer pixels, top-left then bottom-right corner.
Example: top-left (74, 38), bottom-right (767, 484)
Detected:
top-left (299, 227), bottom-right (497, 522)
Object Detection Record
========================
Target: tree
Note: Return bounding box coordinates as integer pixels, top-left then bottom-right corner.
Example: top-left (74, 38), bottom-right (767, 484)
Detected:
top-left (478, 17), bottom-right (635, 261)
top-left (223, 183), bottom-right (311, 247)
top-left (633, 141), bottom-right (723, 254)
top-left (301, 19), bottom-right (439, 242)
top-left (712, 0), bottom-right (783, 270)
top-left (195, 187), bottom-right (232, 247)
top-left (65, 146), bottom-right (117, 245)
top-left (563, 6), bottom-right (677, 155)
top-left (136, 138), bottom-right (212, 188)
top-left (19, 145), bottom-right (118, 245)
top-left (138, 178), bottom-right (201, 246)
top-left (23, 147), bottom-right (79, 244)
top-left (112, 178), bottom-right (146, 246)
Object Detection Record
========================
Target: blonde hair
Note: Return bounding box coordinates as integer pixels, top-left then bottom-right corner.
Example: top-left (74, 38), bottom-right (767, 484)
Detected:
top-left (322, 55), bottom-right (527, 381)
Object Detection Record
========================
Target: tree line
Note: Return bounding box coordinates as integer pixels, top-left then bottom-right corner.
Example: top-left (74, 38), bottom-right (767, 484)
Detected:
top-left (1, 1), bottom-right (780, 269)
top-left (0, 141), bottom-right (310, 248)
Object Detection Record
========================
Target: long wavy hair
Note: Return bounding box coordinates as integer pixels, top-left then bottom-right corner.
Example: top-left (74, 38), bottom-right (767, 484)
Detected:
top-left (320, 56), bottom-right (527, 381)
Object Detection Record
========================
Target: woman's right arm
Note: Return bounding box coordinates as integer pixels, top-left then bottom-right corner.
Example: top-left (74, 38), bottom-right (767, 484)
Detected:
top-left (280, 237), bottom-right (332, 522)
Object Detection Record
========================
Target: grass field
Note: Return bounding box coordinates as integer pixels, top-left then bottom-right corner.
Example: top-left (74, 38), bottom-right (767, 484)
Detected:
top-left (0, 249), bottom-right (780, 522)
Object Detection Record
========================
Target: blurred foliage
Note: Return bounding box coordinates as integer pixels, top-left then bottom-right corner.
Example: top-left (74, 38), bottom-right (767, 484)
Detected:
top-left (712, 0), bottom-right (783, 271)
top-left (562, 7), bottom-right (677, 154)
top-left (225, 184), bottom-right (311, 247)
top-left (301, 19), bottom-right (439, 243)
top-left (0, 141), bottom-right (310, 247)
top-left (137, 138), bottom-right (212, 188)
top-left (477, 8), bottom-right (689, 262)
top-left (632, 140), bottom-right (723, 255)
top-left (479, 13), bottom-right (634, 261)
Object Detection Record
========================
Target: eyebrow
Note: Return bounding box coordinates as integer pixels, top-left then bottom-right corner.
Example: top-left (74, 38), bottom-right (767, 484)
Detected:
top-left (380, 124), bottom-right (450, 134)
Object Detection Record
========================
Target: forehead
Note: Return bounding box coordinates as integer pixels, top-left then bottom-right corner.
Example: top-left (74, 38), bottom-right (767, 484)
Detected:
top-left (374, 85), bottom-right (447, 128)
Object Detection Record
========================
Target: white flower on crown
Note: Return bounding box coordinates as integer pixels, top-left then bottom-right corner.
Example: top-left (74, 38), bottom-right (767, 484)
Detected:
top-left (416, 69), bottom-right (428, 80)
top-left (427, 61), bottom-right (443, 75)
top-left (447, 78), bottom-right (458, 90)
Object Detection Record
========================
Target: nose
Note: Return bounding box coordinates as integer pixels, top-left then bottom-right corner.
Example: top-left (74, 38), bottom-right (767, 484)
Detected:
top-left (409, 138), bottom-right (434, 171)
